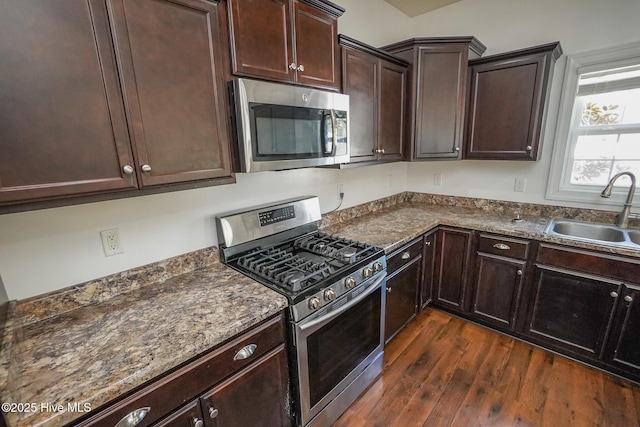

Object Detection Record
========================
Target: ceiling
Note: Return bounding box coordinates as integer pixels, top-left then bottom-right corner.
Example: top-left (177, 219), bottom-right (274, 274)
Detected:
top-left (383, 0), bottom-right (463, 17)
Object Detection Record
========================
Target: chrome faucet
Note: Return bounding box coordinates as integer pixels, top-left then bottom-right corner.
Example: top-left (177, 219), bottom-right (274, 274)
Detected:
top-left (600, 171), bottom-right (636, 228)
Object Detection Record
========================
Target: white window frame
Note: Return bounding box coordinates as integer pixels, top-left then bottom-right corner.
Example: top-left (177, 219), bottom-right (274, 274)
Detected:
top-left (546, 42), bottom-right (640, 206)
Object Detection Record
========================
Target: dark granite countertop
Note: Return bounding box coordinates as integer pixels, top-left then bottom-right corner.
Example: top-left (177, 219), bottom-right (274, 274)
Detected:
top-left (0, 257), bottom-right (287, 427)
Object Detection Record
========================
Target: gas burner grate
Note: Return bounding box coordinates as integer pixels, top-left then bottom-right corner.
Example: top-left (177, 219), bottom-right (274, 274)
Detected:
top-left (237, 247), bottom-right (332, 292)
top-left (294, 232), bottom-right (377, 264)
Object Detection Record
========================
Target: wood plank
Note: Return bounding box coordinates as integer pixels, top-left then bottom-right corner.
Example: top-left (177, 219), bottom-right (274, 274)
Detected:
top-left (332, 308), bottom-right (640, 427)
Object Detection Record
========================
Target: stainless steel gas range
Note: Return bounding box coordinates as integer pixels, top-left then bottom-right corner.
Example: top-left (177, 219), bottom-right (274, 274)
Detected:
top-left (216, 196), bottom-right (386, 427)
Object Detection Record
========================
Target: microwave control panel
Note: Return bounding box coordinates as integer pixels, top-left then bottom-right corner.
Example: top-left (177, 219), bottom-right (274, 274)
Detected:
top-left (258, 205), bottom-right (296, 226)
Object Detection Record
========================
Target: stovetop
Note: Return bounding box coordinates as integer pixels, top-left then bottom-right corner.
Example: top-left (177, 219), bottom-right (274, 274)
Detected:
top-left (228, 231), bottom-right (384, 303)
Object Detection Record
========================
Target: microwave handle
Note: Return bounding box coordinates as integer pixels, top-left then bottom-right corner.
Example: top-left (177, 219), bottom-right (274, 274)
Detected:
top-left (329, 109), bottom-right (337, 156)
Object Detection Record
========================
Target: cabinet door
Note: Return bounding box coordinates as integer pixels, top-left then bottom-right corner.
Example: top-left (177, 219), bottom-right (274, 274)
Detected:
top-left (433, 228), bottom-right (474, 312)
top-left (227, 0), bottom-right (294, 82)
top-left (201, 345), bottom-right (290, 427)
top-left (0, 0), bottom-right (137, 204)
top-left (413, 44), bottom-right (469, 159)
top-left (385, 259), bottom-right (420, 344)
top-left (152, 400), bottom-right (204, 427)
top-left (525, 266), bottom-right (620, 360)
top-left (293, 1), bottom-right (340, 89)
top-left (605, 286), bottom-right (640, 376)
top-left (108, 0), bottom-right (232, 187)
top-left (378, 60), bottom-right (407, 162)
top-left (342, 48), bottom-right (377, 163)
top-left (471, 254), bottom-right (526, 330)
top-left (464, 53), bottom-right (549, 160)
top-left (420, 230), bottom-right (437, 309)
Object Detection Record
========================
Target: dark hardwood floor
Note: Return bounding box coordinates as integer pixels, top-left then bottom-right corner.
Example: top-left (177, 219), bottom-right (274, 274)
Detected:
top-left (333, 308), bottom-right (640, 427)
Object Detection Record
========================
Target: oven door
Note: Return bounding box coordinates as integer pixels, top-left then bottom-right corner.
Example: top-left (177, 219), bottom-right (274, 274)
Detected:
top-left (294, 271), bottom-right (386, 426)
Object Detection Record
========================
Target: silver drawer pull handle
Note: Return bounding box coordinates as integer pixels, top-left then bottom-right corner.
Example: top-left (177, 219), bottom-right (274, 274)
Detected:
top-left (624, 295), bottom-right (633, 303)
top-left (493, 243), bottom-right (511, 250)
top-left (611, 291), bottom-right (619, 298)
top-left (193, 418), bottom-right (204, 427)
top-left (209, 408), bottom-right (219, 419)
top-left (115, 407), bottom-right (150, 427)
top-left (401, 252), bottom-right (411, 260)
top-left (233, 343), bottom-right (257, 361)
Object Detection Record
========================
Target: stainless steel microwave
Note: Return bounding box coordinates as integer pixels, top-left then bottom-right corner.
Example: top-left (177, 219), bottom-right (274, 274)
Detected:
top-left (230, 78), bottom-right (349, 172)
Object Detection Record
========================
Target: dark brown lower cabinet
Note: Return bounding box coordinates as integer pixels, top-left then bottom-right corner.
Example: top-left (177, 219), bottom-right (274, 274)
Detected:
top-left (605, 285), bottom-right (640, 377)
top-left (524, 266), bottom-right (621, 360)
top-left (471, 253), bottom-right (526, 331)
top-left (385, 239), bottom-right (422, 343)
top-left (433, 227), bottom-right (474, 312)
top-left (154, 345), bottom-right (290, 427)
top-left (420, 230), bottom-right (437, 309)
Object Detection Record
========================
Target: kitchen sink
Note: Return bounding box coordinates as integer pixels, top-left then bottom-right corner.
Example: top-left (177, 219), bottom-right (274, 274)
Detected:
top-left (544, 218), bottom-right (640, 249)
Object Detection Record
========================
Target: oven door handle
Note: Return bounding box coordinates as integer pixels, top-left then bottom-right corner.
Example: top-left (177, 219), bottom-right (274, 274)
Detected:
top-left (299, 271), bottom-right (387, 332)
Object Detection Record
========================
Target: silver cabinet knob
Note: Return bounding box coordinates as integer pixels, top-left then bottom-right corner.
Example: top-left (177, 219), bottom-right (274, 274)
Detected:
top-left (611, 291), bottom-right (619, 298)
top-left (233, 343), bottom-right (257, 361)
top-left (525, 145), bottom-right (533, 151)
top-left (401, 252), bottom-right (411, 260)
top-left (493, 243), bottom-right (511, 250)
top-left (425, 241), bottom-right (431, 246)
top-left (289, 62), bottom-right (297, 70)
top-left (386, 287), bottom-right (391, 293)
top-left (122, 165), bottom-right (134, 175)
top-left (516, 269), bottom-right (523, 276)
top-left (297, 64), bottom-right (305, 72)
top-left (380, 148), bottom-right (385, 154)
top-left (454, 146), bottom-right (460, 152)
top-left (115, 407), bottom-right (150, 427)
top-left (193, 418), bottom-right (204, 427)
top-left (141, 164), bottom-right (152, 173)
top-left (624, 295), bottom-right (633, 303)
top-left (209, 408), bottom-right (219, 419)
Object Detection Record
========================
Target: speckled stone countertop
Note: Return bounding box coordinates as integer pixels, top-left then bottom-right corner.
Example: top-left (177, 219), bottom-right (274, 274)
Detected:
top-left (0, 251), bottom-right (287, 427)
top-left (321, 193), bottom-right (640, 259)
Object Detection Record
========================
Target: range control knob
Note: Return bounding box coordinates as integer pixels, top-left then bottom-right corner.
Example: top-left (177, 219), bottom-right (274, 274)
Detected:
top-left (323, 288), bottom-right (337, 302)
top-left (344, 276), bottom-right (356, 289)
top-left (362, 267), bottom-right (373, 279)
top-left (372, 262), bottom-right (384, 272)
top-left (308, 297), bottom-right (321, 310)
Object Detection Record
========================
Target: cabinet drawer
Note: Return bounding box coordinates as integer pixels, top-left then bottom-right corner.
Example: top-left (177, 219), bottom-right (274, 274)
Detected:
top-left (77, 313), bottom-right (285, 427)
top-left (388, 238), bottom-right (423, 275)
top-left (477, 234), bottom-right (529, 260)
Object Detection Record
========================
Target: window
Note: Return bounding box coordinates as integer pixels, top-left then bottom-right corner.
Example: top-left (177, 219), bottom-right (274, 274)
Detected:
top-left (546, 42), bottom-right (640, 206)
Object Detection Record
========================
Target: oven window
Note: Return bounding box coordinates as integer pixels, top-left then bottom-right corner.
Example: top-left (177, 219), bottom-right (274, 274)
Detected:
top-left (249, 103), bottom-right (333, 160)
top-left (307, 288), bottom-right (381, 407)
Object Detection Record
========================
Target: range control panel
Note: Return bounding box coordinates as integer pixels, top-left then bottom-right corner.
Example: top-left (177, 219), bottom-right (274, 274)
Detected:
top-left (258, 205), bottom-right (296, 226)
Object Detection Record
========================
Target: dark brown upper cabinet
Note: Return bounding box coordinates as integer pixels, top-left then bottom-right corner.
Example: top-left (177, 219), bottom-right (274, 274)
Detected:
top-left (340, 36), bottom-right (408, 164)
top-left (227, 0), bottom-right (343, 90)
top-left (0, 0), bottom-right (234, 211)
top-left (464, 42), bottom-right (562, 160)
top-left (382, 37), bottom-right (486, 160)
top-left (0, 0), bottom-right (137, 205)
top-left (108, 0), bottom-right (233, 187)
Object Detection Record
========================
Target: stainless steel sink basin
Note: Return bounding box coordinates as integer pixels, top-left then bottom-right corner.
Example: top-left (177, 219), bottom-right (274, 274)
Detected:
top-left (628, 230), bottom-right (640, 245)
top-left (544, 219), bottom-right (640, 249)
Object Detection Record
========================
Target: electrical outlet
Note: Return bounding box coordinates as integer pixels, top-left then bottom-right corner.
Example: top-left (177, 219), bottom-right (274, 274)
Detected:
top-left (434, 173), bottom-right (442, 186)
top-left (514, 177), bottom-right (526, 192)
top-left (100, 229), bottom-right (124, 257)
